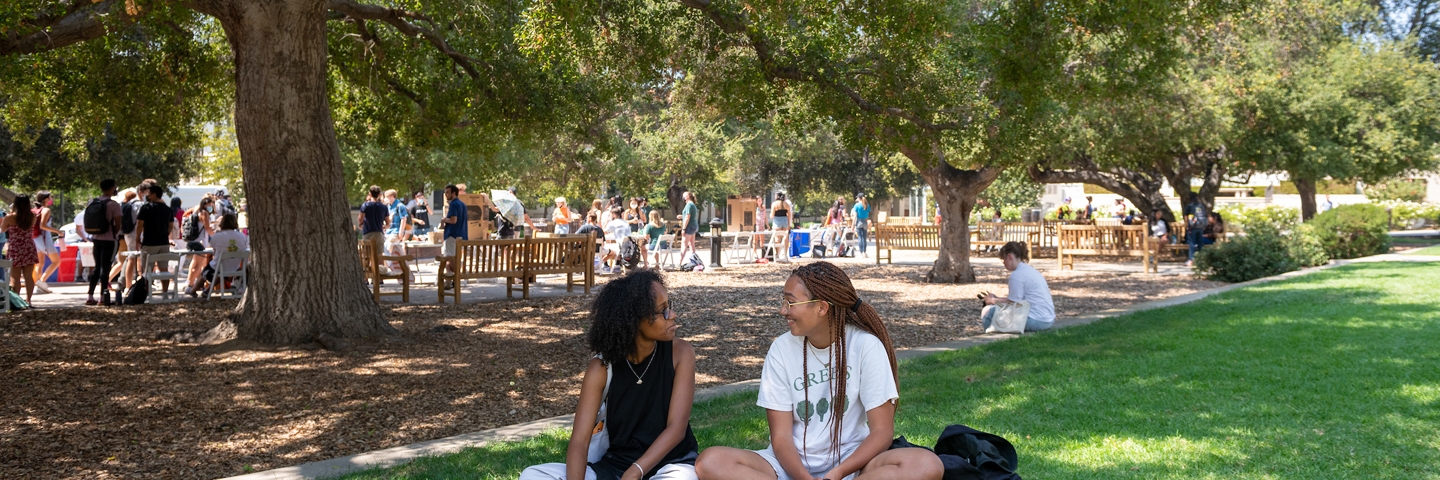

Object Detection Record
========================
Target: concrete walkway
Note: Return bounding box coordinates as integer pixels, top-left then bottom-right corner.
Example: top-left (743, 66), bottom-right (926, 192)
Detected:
top-left (221, 253), bottom-right (1435, 480)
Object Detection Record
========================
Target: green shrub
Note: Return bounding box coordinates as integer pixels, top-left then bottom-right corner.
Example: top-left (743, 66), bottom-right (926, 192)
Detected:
top-left (1365, 179), bottom-right (1428, 203)
top-left (1379, 200), bottom-right (1440, 227)
top-left (1288, 223), bottom-right (1331, 267)
top-left (1215, 204), bottom-right (1300, 233)
top-left (1310, 203), bottom-right (1392, 259)
top-left (1194, 224), bottom-right (1298, 282)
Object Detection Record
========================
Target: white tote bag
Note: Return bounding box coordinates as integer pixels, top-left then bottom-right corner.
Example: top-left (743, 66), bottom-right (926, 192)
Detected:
top-left (986, 300), bottom-right (1031, 334)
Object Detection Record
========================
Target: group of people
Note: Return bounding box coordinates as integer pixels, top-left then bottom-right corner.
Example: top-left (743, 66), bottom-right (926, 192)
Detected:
top-left (7, 179), bottom-right (249, 306)
top-left (752, 192), bottom-right (872, 264)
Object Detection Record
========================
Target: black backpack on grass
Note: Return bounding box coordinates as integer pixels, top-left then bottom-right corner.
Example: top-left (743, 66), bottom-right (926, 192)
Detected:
top-left (618, 237), bottom-right (641, 269)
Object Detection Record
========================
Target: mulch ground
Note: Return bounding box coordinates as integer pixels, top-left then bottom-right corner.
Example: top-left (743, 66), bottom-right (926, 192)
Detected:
top-left (0, 263), bottom-right (1221, 479)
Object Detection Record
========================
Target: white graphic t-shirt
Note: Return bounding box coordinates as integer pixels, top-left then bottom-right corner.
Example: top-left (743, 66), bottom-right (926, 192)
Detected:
top-left (757, 325), bottom-right (899, 475)
top-left (208, 229), bottom-right (250, 271)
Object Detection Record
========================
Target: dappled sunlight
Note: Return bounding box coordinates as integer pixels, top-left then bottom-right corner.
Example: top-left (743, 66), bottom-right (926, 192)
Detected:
top-left (1397, 384), bottom-right (1440, 406)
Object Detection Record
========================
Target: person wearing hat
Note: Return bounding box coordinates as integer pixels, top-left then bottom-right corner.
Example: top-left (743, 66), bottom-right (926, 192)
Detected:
top-left (851, 193), bottom-right (871, 258)
top-left (552, 197), bottom-right (573, 234)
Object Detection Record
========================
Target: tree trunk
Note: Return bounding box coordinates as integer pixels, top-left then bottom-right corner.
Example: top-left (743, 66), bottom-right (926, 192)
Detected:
top-left (898, 137), bottom-right (1002, 283)
top-left (1160, 149), bottom-right (1226, 216)
top-left (199, 0), bottom-right (394, 345)
top-left (1295, 176), bottom-right (1318, 221)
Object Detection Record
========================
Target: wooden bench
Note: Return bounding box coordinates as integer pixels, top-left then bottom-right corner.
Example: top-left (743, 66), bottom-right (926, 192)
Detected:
top-left (436, 236), bottom-right (596, 303)
top-left (1056, 225), bottom-right (1157, 273)
top-left (359, 239), bottom-right (413, 303)
top-left (525, 235), bottom-right (595, 295)
top-left (437, 239), bottom-right (528, 303)
top-left (874, 224), bottom-right (940, 264)
top-left (971, 222), bottom-right (1040, 257)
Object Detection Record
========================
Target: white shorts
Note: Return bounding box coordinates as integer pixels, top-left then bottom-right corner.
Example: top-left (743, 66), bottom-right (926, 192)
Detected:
top-left (752, 445), bottom-right (859, 480)
top-left (517, 462), bottom-right (696, 480)
top-left (441, 237), bottom-right (458, 257)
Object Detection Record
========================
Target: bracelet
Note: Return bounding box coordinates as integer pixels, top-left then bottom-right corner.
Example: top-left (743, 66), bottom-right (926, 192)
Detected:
top-left (631, 462), bottom-right (645, 477)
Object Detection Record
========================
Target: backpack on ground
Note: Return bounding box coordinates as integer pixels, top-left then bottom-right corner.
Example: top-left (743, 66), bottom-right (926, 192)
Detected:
top-left (124, 280), bottom-right (149, 305)
top-left (83, 198), bottom-right (114, 235)
top-left (182, 213), bottom-right (202, 242)
top-left (7, 290), bottom-right (29, 311)
top-left (680, 252), bottom-right (704, 272)
top-left (618, 237), bottom-right (641, 269)
top-left (119, 201), bottom-right (137, 235)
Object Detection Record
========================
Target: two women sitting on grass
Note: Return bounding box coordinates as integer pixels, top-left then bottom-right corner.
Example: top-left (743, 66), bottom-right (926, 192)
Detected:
top-left (523, 263), bottom-right (943, 480)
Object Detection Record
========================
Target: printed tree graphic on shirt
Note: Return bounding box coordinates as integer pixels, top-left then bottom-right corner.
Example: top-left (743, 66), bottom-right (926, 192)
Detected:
top-left (796, 396), bottom-right (846, 425)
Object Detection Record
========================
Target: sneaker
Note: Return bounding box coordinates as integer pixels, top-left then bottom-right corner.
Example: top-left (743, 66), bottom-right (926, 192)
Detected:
top-left (85, 299), bottom-right (99, 306)
top-left (35, 283), bottom-right (51, 294)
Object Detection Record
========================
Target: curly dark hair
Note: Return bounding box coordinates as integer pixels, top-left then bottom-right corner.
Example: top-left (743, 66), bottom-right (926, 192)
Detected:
top-left (588, 268), bottom-right (666, 364)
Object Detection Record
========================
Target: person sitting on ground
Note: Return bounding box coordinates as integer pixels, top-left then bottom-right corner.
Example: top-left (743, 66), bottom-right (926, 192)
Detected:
top-left (981, 242), bottom-right (1056, 332)
top-left (134, 185), bottom-right (175, 294)
top-left (695, 262), bottom-right (944, 480)
top-left (4, 195), bottom-right (39, 304)
top-left (194, 213), bottom-right (249, 298)
top-left (520, 269), bottom-right (699, 480)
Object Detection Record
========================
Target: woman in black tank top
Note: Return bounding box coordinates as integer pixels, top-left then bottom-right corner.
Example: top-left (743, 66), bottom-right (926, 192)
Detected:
top-left (520, 269), bottom-right (699, 480)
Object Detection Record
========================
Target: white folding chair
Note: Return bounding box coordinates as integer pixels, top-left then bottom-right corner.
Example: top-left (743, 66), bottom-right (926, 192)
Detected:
top-left (765, 230), bottom-right (792, 263)
top-left (842, 228), bottom-right (859, 256)
top-left (0, 259), bottom-right (11, 313)
top-left (727, 233), bottom-right (754, 263)
top-left (143, 253), bottom-right (182, 304)
top-left (654, 234), bottom-right (681, 269)
top-left (206, 250), bottom-right (250, 299)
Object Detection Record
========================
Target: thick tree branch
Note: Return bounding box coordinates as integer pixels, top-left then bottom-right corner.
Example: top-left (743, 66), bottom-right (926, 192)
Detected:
top-left (327, 0), bottom-right (486, 80)
top-left (0, 0), bottom-right (139, 57)
top-left (675, 0), bottom-right (967, 132)
top-left (344, 17), bottom-right (426, 108)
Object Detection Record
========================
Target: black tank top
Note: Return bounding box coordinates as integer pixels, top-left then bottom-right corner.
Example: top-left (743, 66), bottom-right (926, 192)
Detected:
top-left (592, 341), bottom-right (699, 479)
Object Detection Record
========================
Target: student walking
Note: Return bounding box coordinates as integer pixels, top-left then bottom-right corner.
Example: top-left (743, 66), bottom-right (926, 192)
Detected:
top-left (31, 191), bottom-right (63, 293)
top-left (852, 194), bottom-right (871, 258)
top-left (677, 192), bottom-right (700, 265)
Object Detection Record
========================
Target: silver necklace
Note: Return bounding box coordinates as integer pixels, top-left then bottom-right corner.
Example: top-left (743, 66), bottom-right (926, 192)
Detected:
top-left (626, 349), bottom-right (656, 384)
top-left (807, 340), bottom-right (833, 370)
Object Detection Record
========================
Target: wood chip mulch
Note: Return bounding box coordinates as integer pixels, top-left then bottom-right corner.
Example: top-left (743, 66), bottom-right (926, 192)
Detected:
top-left (0, 264), bottom-right (1222, 479)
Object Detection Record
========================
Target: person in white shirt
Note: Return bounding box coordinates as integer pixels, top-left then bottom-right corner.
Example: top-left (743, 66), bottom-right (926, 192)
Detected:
top-left (196, 213), bottom-right (249, 298)
top-left (982, 242), bottom-right (1055, 332)
top-left (602, 207), bottom-right (634, 273)
top-left (695, 262), bottom-right (943, 480)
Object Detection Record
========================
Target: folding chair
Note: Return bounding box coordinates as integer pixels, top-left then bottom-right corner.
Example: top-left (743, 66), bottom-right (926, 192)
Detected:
top-left (143, 253), bottom-right (182, 304)
top-left (206, 250), bottom-right (250, 300)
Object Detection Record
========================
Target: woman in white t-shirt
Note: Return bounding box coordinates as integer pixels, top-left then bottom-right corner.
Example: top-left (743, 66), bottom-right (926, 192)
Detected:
top-left (981, 242), bottom-right (1055, 332)
top-left (695, 262), bottom-right (942, 480)
top-left (193, 213), bottom-right (249, 298)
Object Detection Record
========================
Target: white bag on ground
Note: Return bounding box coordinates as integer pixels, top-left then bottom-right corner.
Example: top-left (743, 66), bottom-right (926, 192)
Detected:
top-left (986, 300), bottom-right (1030, 334)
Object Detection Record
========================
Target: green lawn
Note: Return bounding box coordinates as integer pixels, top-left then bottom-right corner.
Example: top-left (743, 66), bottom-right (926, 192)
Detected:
top-left (1412, 245), bottom-right (1440, 256)
top-left (337, 262), bottom-right (1440, 479)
